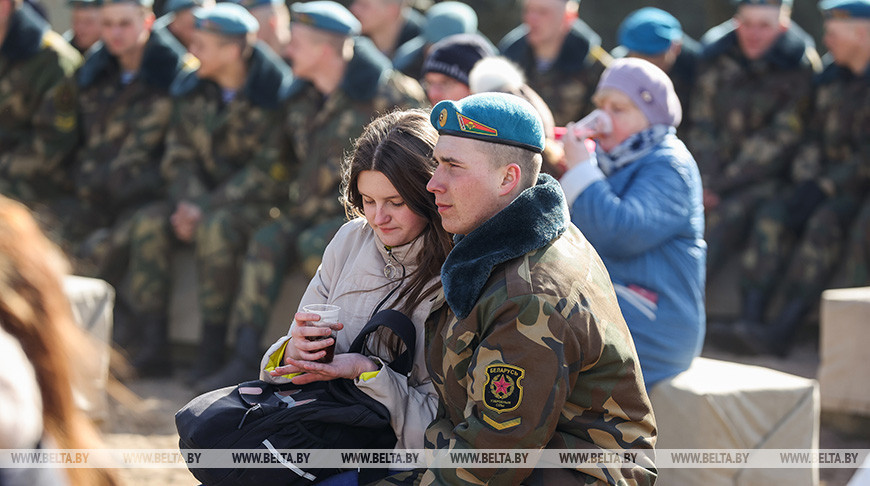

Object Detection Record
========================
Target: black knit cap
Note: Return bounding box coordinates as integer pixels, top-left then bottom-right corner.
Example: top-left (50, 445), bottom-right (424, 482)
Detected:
top-left (422, 33), bottom-right (495, 85)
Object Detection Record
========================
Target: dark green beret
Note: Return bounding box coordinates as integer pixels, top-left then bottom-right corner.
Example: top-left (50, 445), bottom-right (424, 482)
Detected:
top-left (820, 0), bottom-right (870, 19)
top-left (431, 93), bottom-right (545, 153)
top-left (194, 3), bottom-right (259, 35)
top-left (290, 1), bottom-right (361, 36)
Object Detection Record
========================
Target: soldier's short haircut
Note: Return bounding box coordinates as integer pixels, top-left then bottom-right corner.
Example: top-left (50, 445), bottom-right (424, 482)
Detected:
top-left (487, 142), bottom-right (542, 190)
top-left (222, 31), bottom-right (257, 59)
top-left (309, 27), bottom-right (354, 60)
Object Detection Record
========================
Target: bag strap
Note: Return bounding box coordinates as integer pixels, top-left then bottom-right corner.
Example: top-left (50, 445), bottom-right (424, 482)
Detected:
top-left (347, 309), bottom-right (416, 376)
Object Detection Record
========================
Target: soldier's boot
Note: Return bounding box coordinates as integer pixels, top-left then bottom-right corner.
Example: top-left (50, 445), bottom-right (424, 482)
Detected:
top-left (740, 288), bottom-right (767, 325)
top-left (184, 322), bottom-right (229, 386)
top-left (756, 299), bottom-right (808, 357)
top-left (706, 288), bottom-right (768, 353)
top-left (195, 325), bottom-right (262, 394)
top-left (131, 315), bottom-right (173, 378)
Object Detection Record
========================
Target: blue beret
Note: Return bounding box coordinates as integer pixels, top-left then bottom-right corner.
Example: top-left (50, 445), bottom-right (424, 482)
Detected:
top-left (733, 0), bottom-right (793, 7)
top-left (290, 1), bottom-right (361, 36)
top-left (618, 8), bottom-right (682, 56)
top-left (102, 0), bottom-right (154, 8)
top-left (423, 2), bottom-right (478, 44)
top-left (232, 0), bottom-right (283, 11)
top-left (820, 0), bottom-right (870, 19)
top-left (195, 3), bottom-right (259, 35)
top-left (431, 93), bottom-right (545, 153)
top-left (163, 0), bottom-right (203, 13)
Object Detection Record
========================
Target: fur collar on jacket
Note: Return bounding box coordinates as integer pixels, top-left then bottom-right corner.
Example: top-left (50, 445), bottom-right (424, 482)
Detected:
top-left (442, 174), bottom-right (569, 319)
top-left (170, 42), bottom-right (293, 107)
top-left (701, 20), bottom-right (817, 70)
top-left (77, 27), bottom-right (188, 90)
top-left (286, 36), bottom-right (393, 101)
top-left (499, 19), bottom-right (602, 74)
top-left (1, 4), bottom-right (47, 61)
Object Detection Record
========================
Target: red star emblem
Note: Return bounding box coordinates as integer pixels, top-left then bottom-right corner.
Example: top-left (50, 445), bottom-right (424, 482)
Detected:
top-left (493, 375), bottom-right (511, 395)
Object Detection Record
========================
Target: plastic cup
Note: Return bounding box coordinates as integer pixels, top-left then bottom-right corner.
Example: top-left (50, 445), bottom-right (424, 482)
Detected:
top-left (572, 109), bottom-right (613, 139)
top-left (301, 304), bottom-right (340, 363)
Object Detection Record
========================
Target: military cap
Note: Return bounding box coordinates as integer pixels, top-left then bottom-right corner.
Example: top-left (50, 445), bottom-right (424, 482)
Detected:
top-left (423, 1), bottom-right (478, 44)
top-left (732, 0), bottom-right (793, 7)
top-left (290, 1), bottom-right (361, 36)
top-left (820, 0), bottom-right (870, 19)
top-left (67, 0), bottom-right (102, 8)
top-left (101, 0), bottom-right (154, 8)
top-left (194, 3), bottom-right (259, 35)
top-left (618, 7), bottom-right (683, 56)
top-left (232, 0), bottom-right (283, 11)
top-left (431, 92), bottom-right (545, 153)
top-left (163, 0), bottom-right (203, 13)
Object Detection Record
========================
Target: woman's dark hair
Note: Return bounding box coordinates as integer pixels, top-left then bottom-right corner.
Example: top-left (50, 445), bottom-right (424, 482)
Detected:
top-left (340, 109), bottom-right (452, 359)
top-left (341, 108), bottom-right (452, 315)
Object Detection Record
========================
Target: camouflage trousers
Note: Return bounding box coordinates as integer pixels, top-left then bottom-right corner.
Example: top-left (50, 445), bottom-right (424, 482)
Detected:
top-left (705, 181), bottom-right (780, 276)
top-left (126, 201), bottom-right (276, 321)
top-left (228, 214), bottom-right (345, 332)
top-left (742, 194), bottom-right (860, 304)
top-left (845, 197), bottom-right (870, 287)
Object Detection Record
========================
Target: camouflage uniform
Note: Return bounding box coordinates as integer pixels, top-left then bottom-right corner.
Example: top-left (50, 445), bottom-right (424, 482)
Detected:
top-left (498, 19), bottom-right (609, 126)
top-left (743, 59), bottom-right (870, 305)
top-left (127, 42), bottom-right (293, 322)
top-left (0, 3), bottom-right (80, 224)
top-left (414, 175), bottom-right (656, 485)
top-left (228, 37), bottom-right (427, 335)
top-left (847, 197), bottom-right (870, 287)
top-left (70, 27), bottom-right (190, 279)
top-left (688, 21), bottom-right (820, 273)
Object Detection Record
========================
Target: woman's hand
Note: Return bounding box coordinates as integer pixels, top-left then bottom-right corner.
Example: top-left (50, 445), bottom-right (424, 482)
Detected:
top-left (561, 121), bottom-right (594, 171)
top-left (284, 311), bottom-right (344, 362)
top-left (270, 353), bottom-right (379, 385)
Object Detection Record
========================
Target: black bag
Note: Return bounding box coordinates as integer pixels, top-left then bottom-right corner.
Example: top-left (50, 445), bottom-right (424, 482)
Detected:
top-left (176, 309), bottom-right (417, 486)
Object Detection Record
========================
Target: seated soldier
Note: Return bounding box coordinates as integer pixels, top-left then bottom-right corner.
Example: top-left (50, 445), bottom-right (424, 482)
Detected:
top-left (498, 0), bottom-right (609, 126)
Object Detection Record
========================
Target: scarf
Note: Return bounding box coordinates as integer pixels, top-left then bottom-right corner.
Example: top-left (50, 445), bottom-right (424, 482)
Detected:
top-left (596, 125), bottom-right (674, 176)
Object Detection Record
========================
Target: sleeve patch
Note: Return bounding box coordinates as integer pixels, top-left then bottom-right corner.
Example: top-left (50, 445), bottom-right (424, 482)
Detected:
top-left (483, 414), bottom-right (522, 431)
top-left (483, 364), bottom-right (525, 413)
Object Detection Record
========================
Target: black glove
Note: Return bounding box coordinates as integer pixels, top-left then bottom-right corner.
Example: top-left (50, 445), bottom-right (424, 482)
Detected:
top-left (785, 180), bottom-right (827, 229)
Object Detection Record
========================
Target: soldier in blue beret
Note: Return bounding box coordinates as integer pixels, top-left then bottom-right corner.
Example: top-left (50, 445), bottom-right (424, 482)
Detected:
top-left (155, 0), bottom-right (214, 48)
top-left (68, 0), bottom-right (192, 375)
top-left (232, 0), bottom-right (289, 61)
top-left (498, 0), bottom-right (609, 127)
top-left (687, 0), bottom-right (821, 308)
top-left (412, 92), bottom-right (657, 484)
top-left (612, 7), bottom-right (702, 136)
top-left (715, 0), bottom-right (870, 356)
top-left (192, 0), bottom-right (426, 390)
top-left (393, 1), bottom-right (479, 79)
top-left (350, 0), bottom-right (424, 59)
top-left (63, 0), bottom-right (102, 53)
top-left (123, 0), bottom-right (295, 380)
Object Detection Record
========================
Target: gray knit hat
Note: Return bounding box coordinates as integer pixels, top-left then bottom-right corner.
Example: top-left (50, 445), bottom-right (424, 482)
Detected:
top-left (596, 57), bottom-right (682, 127)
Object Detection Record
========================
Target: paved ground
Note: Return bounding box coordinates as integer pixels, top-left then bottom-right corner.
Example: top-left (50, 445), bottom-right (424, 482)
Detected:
top-left (99, 338), bottom-right (870, 486)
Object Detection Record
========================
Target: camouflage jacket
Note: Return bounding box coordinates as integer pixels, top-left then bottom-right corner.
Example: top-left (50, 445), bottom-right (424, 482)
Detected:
top-left (422, 175), bottom-right (657, 486)
top-left (73, 27), bottom-right (190, 215)
top-left (0, 4), bottom-right (81, 201)
top-left (688, 21), bottom-right (821, 196)
top-left (499, 19), bottom-right (609, 126)
top-left (277, 37), bottom-right (427, 225)
top-left (789, 59), bottom-right (870, 199)
top-left (161, 43), bottom-right (294, 211)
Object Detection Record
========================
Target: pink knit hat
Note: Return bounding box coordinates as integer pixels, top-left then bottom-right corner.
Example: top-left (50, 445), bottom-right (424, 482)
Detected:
top-left (596, 57), bottom-right (682, 127)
